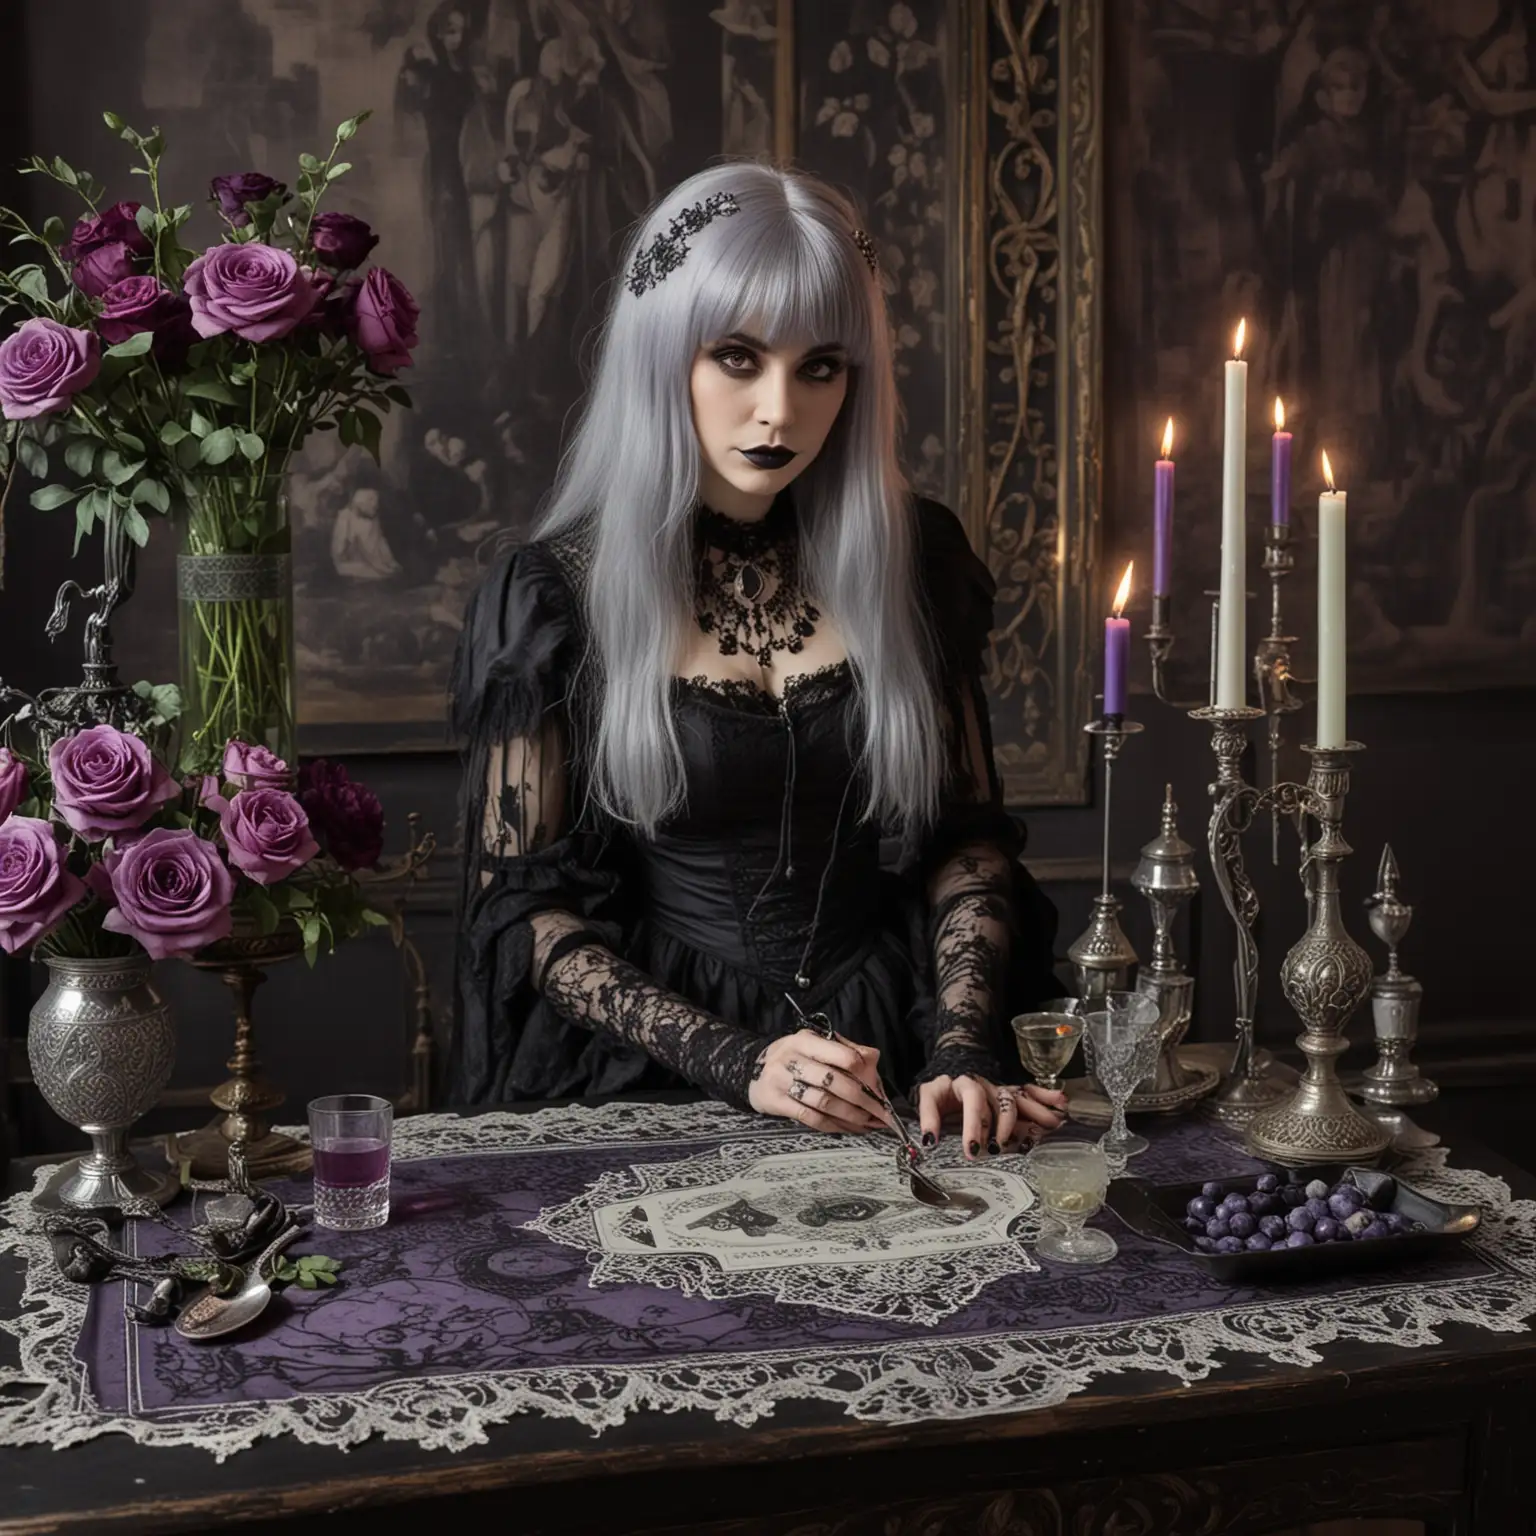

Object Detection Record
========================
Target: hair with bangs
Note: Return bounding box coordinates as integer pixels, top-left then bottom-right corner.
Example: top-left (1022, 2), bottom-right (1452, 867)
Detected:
top-left (535, 161), bottom-right (944, 838)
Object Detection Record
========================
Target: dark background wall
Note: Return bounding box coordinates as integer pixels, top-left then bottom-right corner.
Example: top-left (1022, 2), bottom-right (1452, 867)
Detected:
top-left (1, 1), bottom-right (1528, 1162)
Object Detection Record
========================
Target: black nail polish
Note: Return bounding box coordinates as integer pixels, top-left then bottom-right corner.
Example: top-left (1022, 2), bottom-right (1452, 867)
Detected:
top-left (987, 1139), bottom-right (999, 1156)
top-left (921, 1131), bottom-right (936, 1148)
top-left (968, 1140), bottom-right (980, 1158)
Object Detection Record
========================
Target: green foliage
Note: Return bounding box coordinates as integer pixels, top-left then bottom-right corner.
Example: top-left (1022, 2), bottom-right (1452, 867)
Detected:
top-left (272, 1254), bottom-right (342, 1290)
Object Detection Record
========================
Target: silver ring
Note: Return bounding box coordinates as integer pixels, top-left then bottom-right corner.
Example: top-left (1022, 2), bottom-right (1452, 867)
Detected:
top-left (998, 1093), bottom-right (1015, 1112)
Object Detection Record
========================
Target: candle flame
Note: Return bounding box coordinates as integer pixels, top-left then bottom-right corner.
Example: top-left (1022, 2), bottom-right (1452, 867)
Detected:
top-left (1112, 561), bottom-right (1134, 618)
top-left (1160, 417), bottom-right (1174, 458)
top-left (1234, 318), bottom-right (1246, 358)
top-left (1274, 397), bottom-right (1285, 431)
top-left (1321, 449), bottom-right (1335, 492)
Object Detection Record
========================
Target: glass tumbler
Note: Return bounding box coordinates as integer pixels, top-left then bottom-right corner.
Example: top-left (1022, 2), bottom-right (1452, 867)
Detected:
top-left (308, 1093), bottom-right (393, 1231)
top-left (1025, 1140), bottom-right (1116, 1264)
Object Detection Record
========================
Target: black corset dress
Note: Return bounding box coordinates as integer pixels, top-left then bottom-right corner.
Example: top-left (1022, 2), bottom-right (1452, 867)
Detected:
top-left (447, 496), bottom-right (1059, 1109)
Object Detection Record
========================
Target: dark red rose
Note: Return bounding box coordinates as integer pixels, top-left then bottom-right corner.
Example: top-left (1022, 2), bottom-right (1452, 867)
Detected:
top-left (96, 276), bottom-right (196, 364)
top-left (298, 759), bottom-right (384, 872)
top-left (72, 241), bottom-right (139, 299)
top-left (62, 201), bottom-right (150, 262)
top-left (310, 212), bottom-right (378, 271)
top-left (210, 172), bottom-right (286, 228)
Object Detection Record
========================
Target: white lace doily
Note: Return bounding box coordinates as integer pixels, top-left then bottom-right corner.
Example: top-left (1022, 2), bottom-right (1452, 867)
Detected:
top-left (3, 1101), bottom-right (1535, 1463)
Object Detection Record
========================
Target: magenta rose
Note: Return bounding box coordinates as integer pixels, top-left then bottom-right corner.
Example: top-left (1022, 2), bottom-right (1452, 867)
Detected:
top-left (298, 760), bottom-right (384, 872)
top-left (347, 267), bottom-right (418, 375)
top-left (0, 748), bottom-right (26, 824)
top-left (0, 317), bottom-right (101, 420)
top-left (96, 275), bottom-right (196, 363)
top-left (222, 740), bottom-right (293, 791)
top-left (310, 212), bottom-right (378, 271)
top-left (210, 172), bottom-right (286, 228)
top-left (184, 243), bottom-right (318, 343)
top-left (100, 827), bottom-right (234, 960)
top-left (62, 201), bottom-right (150, 262)
top-left (48, 724), bottom-right (180, 840)
top-left (72, 240), bottom-right (140, 299)
top-left (218, 788), bottom-right (320, 885)
top-left (0, 817), bottom-right (86, 954)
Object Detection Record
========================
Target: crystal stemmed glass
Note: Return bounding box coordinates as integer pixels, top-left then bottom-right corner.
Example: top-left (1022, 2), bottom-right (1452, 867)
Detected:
top-left (1024, 1140), bottom-right (1117, 1264)
top-left (1083, 991), bottom-right (1161, 1168)
top-left (1010, 1010), bottom-right (1084, 1094)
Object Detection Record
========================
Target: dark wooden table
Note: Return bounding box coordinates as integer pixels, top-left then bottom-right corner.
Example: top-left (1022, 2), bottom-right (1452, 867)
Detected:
top-left (3, 1113), bottom-right (1534, 1536)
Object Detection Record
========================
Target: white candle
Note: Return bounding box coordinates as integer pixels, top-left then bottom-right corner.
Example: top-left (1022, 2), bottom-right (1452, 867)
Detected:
top-left (1216, 320), bottom-right (1248, 708)
top-left (1316, 450), bottom-right (1347, 748)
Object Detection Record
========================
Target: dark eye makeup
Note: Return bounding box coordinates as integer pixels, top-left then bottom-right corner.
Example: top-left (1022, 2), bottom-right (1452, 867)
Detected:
top-left (709, 343), bottom-right (847, 383)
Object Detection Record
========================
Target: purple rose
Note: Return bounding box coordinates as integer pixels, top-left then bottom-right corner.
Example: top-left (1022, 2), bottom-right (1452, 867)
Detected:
top-left (347, 267), bottom-right (418, 375)
top-left (0, 817), bottom-right (86, 954)
top-left (0, 748), bottom-right (26, 824)
top-left (47, 724), bottom-right (180, 840)
top-left (61, 201), bottom-right (150, 262)
top-left (222, 740), bottom-right (294, 792)
top-left (100, 827), bottom-right (234, 960)
top-left (210, 172), bottom-right (286, 228)
top-left (299, 759), bottom-right (384, 872)
top-left (0, 317), bottom-right (101, 420)
top-left (304, 270), bottom-right (359, 338)
top-left (96, 276), bottom-right (195, 364)
top-left (184, 243), bottom-right (318, 343)
top-left (310, 212), bottom-right (378, 271)
top-left (219, 788), bottom-right (320, 885)
top-left (72, 240), bottom-right (140, 299)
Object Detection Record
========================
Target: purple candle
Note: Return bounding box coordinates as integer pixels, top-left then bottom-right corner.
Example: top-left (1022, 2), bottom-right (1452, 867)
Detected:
top-left (1153, 418), bottom-right (1175, 596)
top-left (1271, 397), bottom-right (1292, 526)
top-left (1103, 562), bottom-right (1133, 718)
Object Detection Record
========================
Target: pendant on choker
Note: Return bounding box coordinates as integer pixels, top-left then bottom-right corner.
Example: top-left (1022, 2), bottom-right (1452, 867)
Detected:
top-left (734, 560), bottom-right (766, 604)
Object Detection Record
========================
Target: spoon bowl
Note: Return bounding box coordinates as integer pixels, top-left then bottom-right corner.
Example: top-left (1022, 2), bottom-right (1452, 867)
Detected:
top-left (175, 1225), bottom-right (300, 1341)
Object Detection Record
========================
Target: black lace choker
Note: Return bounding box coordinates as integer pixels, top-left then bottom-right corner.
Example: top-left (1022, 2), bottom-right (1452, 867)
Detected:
top-left (694, 495), bottom-right (797, 558)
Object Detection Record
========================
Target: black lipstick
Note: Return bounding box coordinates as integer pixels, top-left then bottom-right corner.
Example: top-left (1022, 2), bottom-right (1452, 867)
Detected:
top-left (738, 445), bottom-right (797, 470)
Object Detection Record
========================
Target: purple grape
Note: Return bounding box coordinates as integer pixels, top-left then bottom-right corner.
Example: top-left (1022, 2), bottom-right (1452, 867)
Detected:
top-left (1200, 1182), bottom-right (1224, 1200)
top-left (1183, 1216), bottom-right (1206, 1234)
top-left (1280, 1184), bottom-right (1306, 1208)
top-left (1286, 1207), bottom-right (1315, 1233)
top-left (1304, 1178), bottom-right (1330, 1200)
top-left (1332, 1222), bottom-right (1354, 1240)
top-left (1285, 1231), bottom-right (1315, 1247)
top-left (1313, 1216), bottom-right (1341, 1243)
top-left (1220, 1195), bottom-right (1250, 1216)
top-left (1215, 1236), bottom-right (1245, 1254)
top-left (1303, 1198), bottom-right (1330, 1223)
top-left (1327, 1192), bottom-right (1361, 1221)
top-left (1193, 1236), bottom-right (1216, 1252)
top-left (1188, 1196), bottom-right (1217, 1221)
top-left (1255, 1173), bottom-right (1282, 1194)
top-left (1259, 1215), bottom-right (1288, 1240)
top-left (1361, 1221), bottom-right (1391, 1241)
top-left (1227, 1212), bottom-right (1257, 1238)
top-left (1249, 1193), bottom-right (1279, 1216)
top-left (1379, 1212), bottom-right (1406, 1232)
top-left (1205, 1218), bottom-right (1232, 1240)
top-left (1245, 1234), bottom-right (1273, 1251)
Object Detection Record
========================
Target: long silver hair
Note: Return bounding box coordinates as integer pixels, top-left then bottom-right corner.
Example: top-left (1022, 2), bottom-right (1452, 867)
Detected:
top-left (535, 161), bottom-right (944, 838)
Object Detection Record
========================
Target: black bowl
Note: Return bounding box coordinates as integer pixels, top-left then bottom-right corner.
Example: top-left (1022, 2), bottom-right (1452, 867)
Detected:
top-left (1104, 1162), bottom-right (1482, 1283)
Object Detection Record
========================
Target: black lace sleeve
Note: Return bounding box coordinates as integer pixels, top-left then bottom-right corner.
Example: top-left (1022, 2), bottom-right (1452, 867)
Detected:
top-left (450, 540), bottom-right (766, 1109)
top-left (899, 500), bottom-right (1060, 1091)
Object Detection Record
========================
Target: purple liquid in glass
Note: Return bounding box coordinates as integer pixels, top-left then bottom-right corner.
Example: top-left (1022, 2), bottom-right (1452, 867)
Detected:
top-left (313, 1137), bottom-right (389, 1187)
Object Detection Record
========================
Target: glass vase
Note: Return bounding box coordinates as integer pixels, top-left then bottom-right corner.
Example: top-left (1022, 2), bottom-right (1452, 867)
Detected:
top-left (176, 474), bottom-right (296, 774)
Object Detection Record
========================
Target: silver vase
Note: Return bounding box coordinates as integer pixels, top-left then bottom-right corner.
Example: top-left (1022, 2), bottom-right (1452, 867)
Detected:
top-left (27, 954), bottom-right (179, 1209)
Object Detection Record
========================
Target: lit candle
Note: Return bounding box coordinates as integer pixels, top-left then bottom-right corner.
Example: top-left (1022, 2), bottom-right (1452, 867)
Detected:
top-left (1271, 397), bottom-right (1292, 526)
top-left (1103, 561), bottom-right (1133, 719)
top-left (1216, 320), bottom-right (1248, 708)
top-left (1153, 418), bottom-right (1175, 597)
top-left (1316, 450), bottom-right (1347, 748)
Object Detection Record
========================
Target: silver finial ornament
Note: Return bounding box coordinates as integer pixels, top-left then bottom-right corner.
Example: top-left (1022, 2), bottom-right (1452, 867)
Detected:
top-left (1359, 844), bottom-right (1437, 1106)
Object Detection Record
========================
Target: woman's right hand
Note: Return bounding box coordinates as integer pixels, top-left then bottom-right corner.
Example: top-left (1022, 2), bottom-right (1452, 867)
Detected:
top-left (747, 1030), bottom-right (893, 1135)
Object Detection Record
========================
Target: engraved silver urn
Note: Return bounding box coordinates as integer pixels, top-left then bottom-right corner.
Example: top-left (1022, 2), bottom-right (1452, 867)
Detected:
top-left (27, 954), bottom-right (179, 1209)
top-left (1359, 845), bottom-right (1436, 1107)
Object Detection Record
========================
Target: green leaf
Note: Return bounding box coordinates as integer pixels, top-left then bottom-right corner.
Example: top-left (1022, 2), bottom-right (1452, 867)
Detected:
top-left (353, 408), bottom-right (382, 463)
top-left (72, 499), bottom-right (94, 554)
top-left (100, 449), bottom-right (145, 486)
top-left (30, 483), bottom-right (78, 511)
top-left (116, 430), bottom-right (145, 455)
top-left (79, 486), bottom-right (112, 526)
top-left (383, 385), bottom-right (412, 409)
top-left (134, 204), bottom-right (157, 239)
top-left (41, 215), bottom-right (66, 249)
top-left (103, 110), bottom-right (124, 132)
top-left (298, 152), bottom-right (322, 173)
top-left (299, 1273), bottom-right (318, 1290)
top-left (237, 431), bottom-right (265, 462)
top-left (189, 409), bottom-right (214, 439)
top-left (13, 266), bottom-right (49, 306)
top-left (159, 420), bottom-right (189, 446)
top-left (104, 329), bottom-right (155, 359)
top-left (17, 435), bottom-right (47, 478)
top-left (182, 379), bottom-right (240, 405)
top-left (325, 161), bottom-right (353, 181)
top-left (200, 426), bottom-right (237, 466)
top-left (51, 155), bottom-right (78, 186)
top-left (64, 439), bottom-right (98, 477)
top-left (360, 907), bottom-right (390, 927)
top-left (123, 507), bottom-right (151, 547)
top-left (131, 477), bottom-right (170, 513)
top-left (175, 434), bottom-right (204, 470)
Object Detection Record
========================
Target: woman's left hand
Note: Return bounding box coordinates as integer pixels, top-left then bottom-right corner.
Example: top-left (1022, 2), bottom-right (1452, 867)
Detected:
top-left (916, 1076), bottom-right (1068, 1159)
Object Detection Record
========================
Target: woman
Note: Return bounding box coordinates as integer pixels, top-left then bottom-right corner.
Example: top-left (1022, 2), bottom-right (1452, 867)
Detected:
top-left (451, 163), bottom-right (1065, 1159)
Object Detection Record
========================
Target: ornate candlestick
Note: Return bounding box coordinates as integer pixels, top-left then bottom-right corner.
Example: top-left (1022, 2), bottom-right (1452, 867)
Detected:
top-left (1188, 704), bottom-right (1290, 1123)
top-left (1359, 844), bottom-right (1436, 1107)
top-left (1246, 743), bottom-right (1390, 1165)
top-left (1067, 718), bottom-right (1143, 1002)
top-left (1254, 522), bottom-right (1306, 866)
top-left (1129, 786), bottom-right (1219, 1111)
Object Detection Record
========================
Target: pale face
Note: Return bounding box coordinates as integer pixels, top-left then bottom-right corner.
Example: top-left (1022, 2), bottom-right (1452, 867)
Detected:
top-left (689, 329), bottom-right (849, 519)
